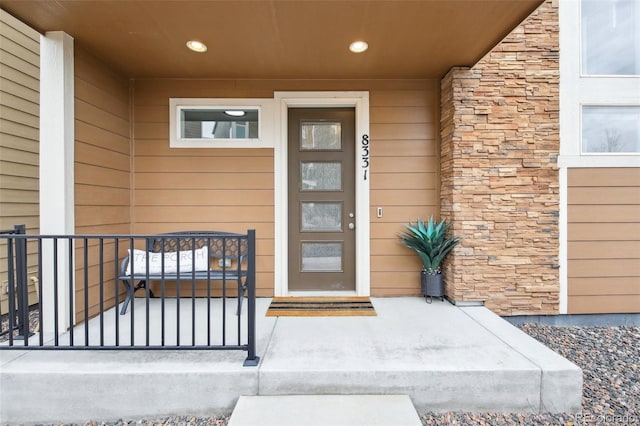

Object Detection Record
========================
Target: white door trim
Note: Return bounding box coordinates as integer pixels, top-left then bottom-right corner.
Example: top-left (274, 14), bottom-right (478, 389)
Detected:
top-left (273, 91), bottom-right (370, 297)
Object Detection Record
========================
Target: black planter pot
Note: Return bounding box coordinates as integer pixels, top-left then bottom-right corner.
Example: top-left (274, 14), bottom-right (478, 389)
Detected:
top-left (420, 270), bottom-right (444, 304)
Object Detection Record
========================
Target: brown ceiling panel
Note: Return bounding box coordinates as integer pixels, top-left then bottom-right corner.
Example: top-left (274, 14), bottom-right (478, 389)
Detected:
top-left (0, 0), bottom-right (544, 79)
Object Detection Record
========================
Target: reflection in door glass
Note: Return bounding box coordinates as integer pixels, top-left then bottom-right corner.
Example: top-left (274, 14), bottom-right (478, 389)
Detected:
top-left (301, 162), bottom-right (342, 191)
top-left (301, 122), bottom-right (342, 150)
top-left (301, 202), bottom-right (342, 232)
top-left (301, 242), bottom-right (342, 271)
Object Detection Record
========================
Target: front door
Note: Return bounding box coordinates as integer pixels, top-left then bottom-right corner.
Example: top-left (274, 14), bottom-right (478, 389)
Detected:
top-left (288, 108), bottom-right (356, 292)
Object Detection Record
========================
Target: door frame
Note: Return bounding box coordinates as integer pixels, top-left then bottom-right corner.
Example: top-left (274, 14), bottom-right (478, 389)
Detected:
top-left (273, 91), bottom-right (370, 297)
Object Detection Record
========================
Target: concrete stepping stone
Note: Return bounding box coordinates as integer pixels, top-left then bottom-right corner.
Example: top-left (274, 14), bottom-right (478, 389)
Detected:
top-left (227, 394), bottom-right (422, 426)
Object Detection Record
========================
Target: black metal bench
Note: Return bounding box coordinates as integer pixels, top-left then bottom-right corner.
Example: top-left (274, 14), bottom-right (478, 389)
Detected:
top-left (117, 231), bottom-right (249, 315)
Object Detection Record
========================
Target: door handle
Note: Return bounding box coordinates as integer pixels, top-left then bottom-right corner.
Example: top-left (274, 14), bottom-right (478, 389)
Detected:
top-left (348, 223), bottom-right (355, 230)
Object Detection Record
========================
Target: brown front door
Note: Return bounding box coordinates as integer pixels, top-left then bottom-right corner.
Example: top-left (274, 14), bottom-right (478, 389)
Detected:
top-left (288, 108), bottom-right (356, 291)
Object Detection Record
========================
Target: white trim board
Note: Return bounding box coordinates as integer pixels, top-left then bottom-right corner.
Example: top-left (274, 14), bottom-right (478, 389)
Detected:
top-left (558, 167), bottom-right (568, 315)
top-left (273, 91), bottom-right (371, 297)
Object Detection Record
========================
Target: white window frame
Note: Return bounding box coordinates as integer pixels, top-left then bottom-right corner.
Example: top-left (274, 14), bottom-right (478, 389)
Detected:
top-left (558, 0), bottom-right (640, 168)
top-left (169, 98), bottom-right (274, 148)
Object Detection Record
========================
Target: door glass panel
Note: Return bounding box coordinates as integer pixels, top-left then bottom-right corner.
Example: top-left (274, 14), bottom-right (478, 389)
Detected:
top-left (301, 122), bottom-right (342, 150)
top-left (301, 242), bottom-right (342, 271)
top-left (301, 162), bottom-right (342, 191)
top-left (301, 202), bottom-right (342, 232)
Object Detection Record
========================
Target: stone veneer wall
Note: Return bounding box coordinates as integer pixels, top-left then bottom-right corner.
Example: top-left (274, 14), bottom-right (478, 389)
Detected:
top-left (440, 0), bottom-right (559, 315)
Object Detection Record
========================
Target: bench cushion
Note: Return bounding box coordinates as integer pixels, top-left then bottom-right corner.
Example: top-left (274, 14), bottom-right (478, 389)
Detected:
top-left (125, 247), bottom-right (209, 275)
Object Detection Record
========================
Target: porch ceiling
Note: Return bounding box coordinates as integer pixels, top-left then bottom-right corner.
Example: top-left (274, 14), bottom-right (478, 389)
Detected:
top-left (0, 0), bottom-right (544, 79)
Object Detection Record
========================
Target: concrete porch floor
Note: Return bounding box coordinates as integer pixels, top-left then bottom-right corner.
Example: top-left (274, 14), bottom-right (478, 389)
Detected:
top-left (0, 297), bottom-right (582, 424)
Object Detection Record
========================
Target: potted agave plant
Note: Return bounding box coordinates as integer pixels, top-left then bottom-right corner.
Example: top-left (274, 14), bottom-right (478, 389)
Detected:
top-left (399, 217), bottom-right (461, 303)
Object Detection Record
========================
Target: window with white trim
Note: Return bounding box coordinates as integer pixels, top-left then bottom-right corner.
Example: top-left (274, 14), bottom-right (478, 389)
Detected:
top-left (558, 0), bottom-right (640, 167)
top-left (170, 98), bottom-right (274, 148)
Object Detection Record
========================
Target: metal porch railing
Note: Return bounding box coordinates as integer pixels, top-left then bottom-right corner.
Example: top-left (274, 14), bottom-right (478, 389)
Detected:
top-left (0, 225), bottom-right (29, 341)
top-left (0, 227), bottom-right (259, 367)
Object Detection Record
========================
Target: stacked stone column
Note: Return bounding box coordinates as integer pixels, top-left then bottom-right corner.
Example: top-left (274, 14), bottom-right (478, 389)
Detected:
top-left (440, 0), bottom-right (560, 315)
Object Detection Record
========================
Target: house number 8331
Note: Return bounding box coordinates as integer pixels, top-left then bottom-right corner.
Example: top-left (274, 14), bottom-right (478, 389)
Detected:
top-left (361, 134), bottom-right (370, 180)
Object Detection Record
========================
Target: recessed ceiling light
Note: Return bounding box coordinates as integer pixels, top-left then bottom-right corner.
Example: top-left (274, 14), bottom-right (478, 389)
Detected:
top-left (225, 110), bottom-right (246, 117)
top-left (186, 40), bottom-right (207, 53)
top-left (349, 41), bottom-right (368, 53)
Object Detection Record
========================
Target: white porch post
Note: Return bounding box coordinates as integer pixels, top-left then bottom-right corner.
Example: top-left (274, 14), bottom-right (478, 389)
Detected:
top-left (39, 31), bottom-right (75, 333)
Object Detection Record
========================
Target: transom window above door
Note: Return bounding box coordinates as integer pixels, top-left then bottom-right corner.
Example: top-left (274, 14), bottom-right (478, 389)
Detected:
top-left (169, 98), bottom-right (274, 148)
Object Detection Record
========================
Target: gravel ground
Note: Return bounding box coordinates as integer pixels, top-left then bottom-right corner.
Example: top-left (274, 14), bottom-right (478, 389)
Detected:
top-left (81, 418), bottom-right (229, 426)
top-left (421, 324), bottom-right (640, 426)
top-left (3, 315), bottom-right (639, 425)
top-left (0, 306), bottom-right (40, 343)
